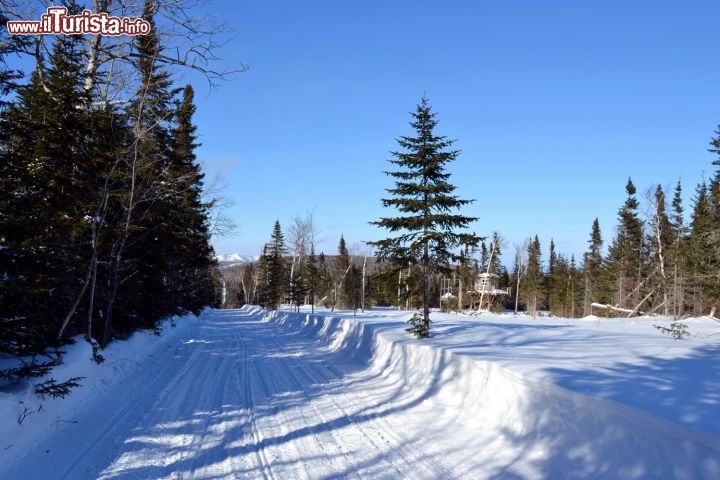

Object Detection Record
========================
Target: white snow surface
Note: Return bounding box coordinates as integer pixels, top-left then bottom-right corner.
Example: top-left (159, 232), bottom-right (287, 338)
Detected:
top-left (0, 306), bottom-right (719, 479)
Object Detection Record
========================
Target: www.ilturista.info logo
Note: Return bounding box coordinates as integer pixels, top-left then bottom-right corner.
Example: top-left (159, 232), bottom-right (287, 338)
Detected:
top-left (7, 7), bottom-right (151, 36)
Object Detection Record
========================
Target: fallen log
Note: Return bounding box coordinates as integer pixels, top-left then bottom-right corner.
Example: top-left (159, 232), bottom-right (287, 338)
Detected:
top-left (590, 303), bottom-right (645, 316)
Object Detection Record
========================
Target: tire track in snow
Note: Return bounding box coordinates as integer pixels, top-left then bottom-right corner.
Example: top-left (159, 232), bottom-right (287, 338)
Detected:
top-left (284, 336), bottom-right (459, 479)
top-left (239, 334), bottom-right (277, 480)
top-left (49, 336), bottom-right (200, 480)
top-left (4, 308), bottom-right (468, 479)
top-left (237, 313), bottom-right (458, 479)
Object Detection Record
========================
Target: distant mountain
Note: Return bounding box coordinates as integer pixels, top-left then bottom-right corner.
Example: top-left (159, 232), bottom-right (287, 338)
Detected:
top-left (215, 253), bottom-right (257, 266)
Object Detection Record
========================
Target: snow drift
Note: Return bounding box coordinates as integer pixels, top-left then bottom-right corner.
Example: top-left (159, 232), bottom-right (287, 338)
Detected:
top-left (264, 308), bottom-right (720, 479)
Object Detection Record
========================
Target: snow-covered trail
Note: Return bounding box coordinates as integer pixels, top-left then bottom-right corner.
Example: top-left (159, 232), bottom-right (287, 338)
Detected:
top-left (1, 308), bottom-right (461, 479)
top-left (4, 306), bottom-right (720, 479)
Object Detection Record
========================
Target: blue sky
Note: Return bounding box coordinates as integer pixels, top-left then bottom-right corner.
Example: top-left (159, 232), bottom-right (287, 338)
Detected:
top-left (186, 0), bottom-right (720, 264)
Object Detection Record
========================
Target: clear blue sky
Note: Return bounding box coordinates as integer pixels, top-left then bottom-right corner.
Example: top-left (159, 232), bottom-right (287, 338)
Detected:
top-left (187, 0), bottom-right (720, 265)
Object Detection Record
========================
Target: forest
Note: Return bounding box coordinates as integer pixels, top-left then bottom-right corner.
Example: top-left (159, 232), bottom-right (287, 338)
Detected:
top-left (0, 0), bottom-right (221, 382)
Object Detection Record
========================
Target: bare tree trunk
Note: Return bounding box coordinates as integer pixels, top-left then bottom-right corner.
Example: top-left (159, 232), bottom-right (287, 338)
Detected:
top-left (102, 113), bottom-right (142, 345)
top-left (477, 238), bottom-right (497, 312)
top-left (56, 134), bottom-right (120, 345)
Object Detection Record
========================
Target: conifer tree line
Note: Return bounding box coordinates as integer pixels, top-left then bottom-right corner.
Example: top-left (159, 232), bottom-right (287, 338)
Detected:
top-left (0, 0), bottom-right (222, 372)
top-left (222, 116), bottom-right (720, 323)
top-left (222, 220), bottom-right (382, 315)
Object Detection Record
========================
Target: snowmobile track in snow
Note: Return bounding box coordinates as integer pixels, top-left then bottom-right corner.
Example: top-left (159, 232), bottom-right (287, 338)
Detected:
top-left (5, 306), bottom-right (720, 479)
top-left (2, 308), bottom-right (468, 479)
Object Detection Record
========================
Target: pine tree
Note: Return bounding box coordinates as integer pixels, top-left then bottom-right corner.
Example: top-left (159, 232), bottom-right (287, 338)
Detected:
top-left (480, 241), bottom-right (489, 271)
top-left (333, 235), bottom-right (351, 310)
top-left (686, 182), bottom-right (713, 314)
top-left (523, 235), bottom-right (543, 317)
top-left (305, 245), bottom-right (319, 313)
top-left (489, 232), bottom-right (504, 279)
top-left (669, 180), bottom-right (687, 317)
top-left (164, 84), bottom-right (219, 315)
top-left (547, 239), bottom-right (558, 313)
top-left (582, 218), bottom-right (604, 315)
top-left (345, 264), bottom-right (363, 313)
top-left (568, 255), bottom-right (582, 317)
top-left (105, 0), bottom-right (184, 334)
top-left (646, 185), bottom-right (673, 314)
top-left (263, 221), bottom-right (288, 310)
top-left (316, 252), bottom-right (333, 306)
top-left (604, 178), bottom-right (644, 310)
top-left (0, 27), bottom-right (97, 350)
top-left (369, 97), bottom-right (480, 337)
top-left (455, 247), bottom-right (474, 310)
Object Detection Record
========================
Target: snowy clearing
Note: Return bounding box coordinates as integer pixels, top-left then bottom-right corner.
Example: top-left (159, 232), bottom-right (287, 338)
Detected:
top-left (1, 306), bottom-right (719, 479)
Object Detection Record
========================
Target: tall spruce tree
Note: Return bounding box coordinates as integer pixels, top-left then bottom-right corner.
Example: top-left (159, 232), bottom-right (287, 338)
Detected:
top-left (369, 97), bottom-right (480, 337)
top-left (333, 235), bottom-right (350, 310)
top-left (488, 232), bottom-right (504, 278)
top-left (547, 239), bottom-right (558, 313)
top-left (687, 181), bottom-right (713, 314)
top-left (669, 180), bottom-right (687, 317)
top-left (165, 84), bottom-right (219, 315)
top-left (305, 245), bottom-right (319, 313)
top-left (647, 185), bottom-right (673, 314)
top-left (524, 235), bottom-right (543, 317)
top-left (582, 218), bottom-right (604, 315)
top-left (604, 178), bottom-right (644, 309)
top-left (263, 221), bottom-right (288, 310)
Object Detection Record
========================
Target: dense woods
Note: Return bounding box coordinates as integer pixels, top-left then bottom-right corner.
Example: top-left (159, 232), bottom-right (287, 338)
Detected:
top-left (0, 0), bottom-right (220, 379)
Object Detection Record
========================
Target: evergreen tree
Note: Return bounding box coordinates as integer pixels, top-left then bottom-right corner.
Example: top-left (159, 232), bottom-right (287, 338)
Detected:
top-left (369, 97), bottom-right (481, 337)
top-left (345, 264), bottom-right (363, 313)
top-left (305, 245), bottom-right (319, 313)
top-left (686, 182), bottom-right (713, 314)
top-left (264, 221), bottom-right (288, 309)
top-left (568, 255), bottom-right (582, 317)
top-left (316, 252), bottom-right (333, 307)
top-left (669, 180), bottom-right (687, 317)
top-left (333, 235), bottom-right (350, 310)
top-left (489, 232), bottom-right (504, 279)
top-left (103, 0), bottom-right (181, 335)
top-left (604, 178), bottom-right (644, 310)
top-left (547, 239), bottom-right (558, 313)
top-left (455, 247), bottom-right (474, 310)
top-left (686, 126), bottom-right (720, 315)
top-left (582, 218), bottom-right (604, 315)
top-left (480, 241), bottom-right (489, 271)
top-left (164, 84), bottom-right (219, 315)
top-left (255, 245), bottom-right (271, 308)
top-left (646, 185), bottom-right (673, 314)
top-left (523, 235), bottom-right (543, 317)
top-left (0, 28), bottom-right (97, 350)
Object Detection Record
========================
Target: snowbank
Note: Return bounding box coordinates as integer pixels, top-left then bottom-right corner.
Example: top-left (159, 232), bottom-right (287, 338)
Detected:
top-left (264, 308), bottom-right (720, 479)
top-left (0, 313), bottom-right (201, 461)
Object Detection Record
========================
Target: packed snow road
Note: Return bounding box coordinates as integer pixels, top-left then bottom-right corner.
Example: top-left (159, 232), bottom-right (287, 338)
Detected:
top-left (2, 308), bottom-right (463, 479)
top-left (4, 306), bottom-right (720, 479)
